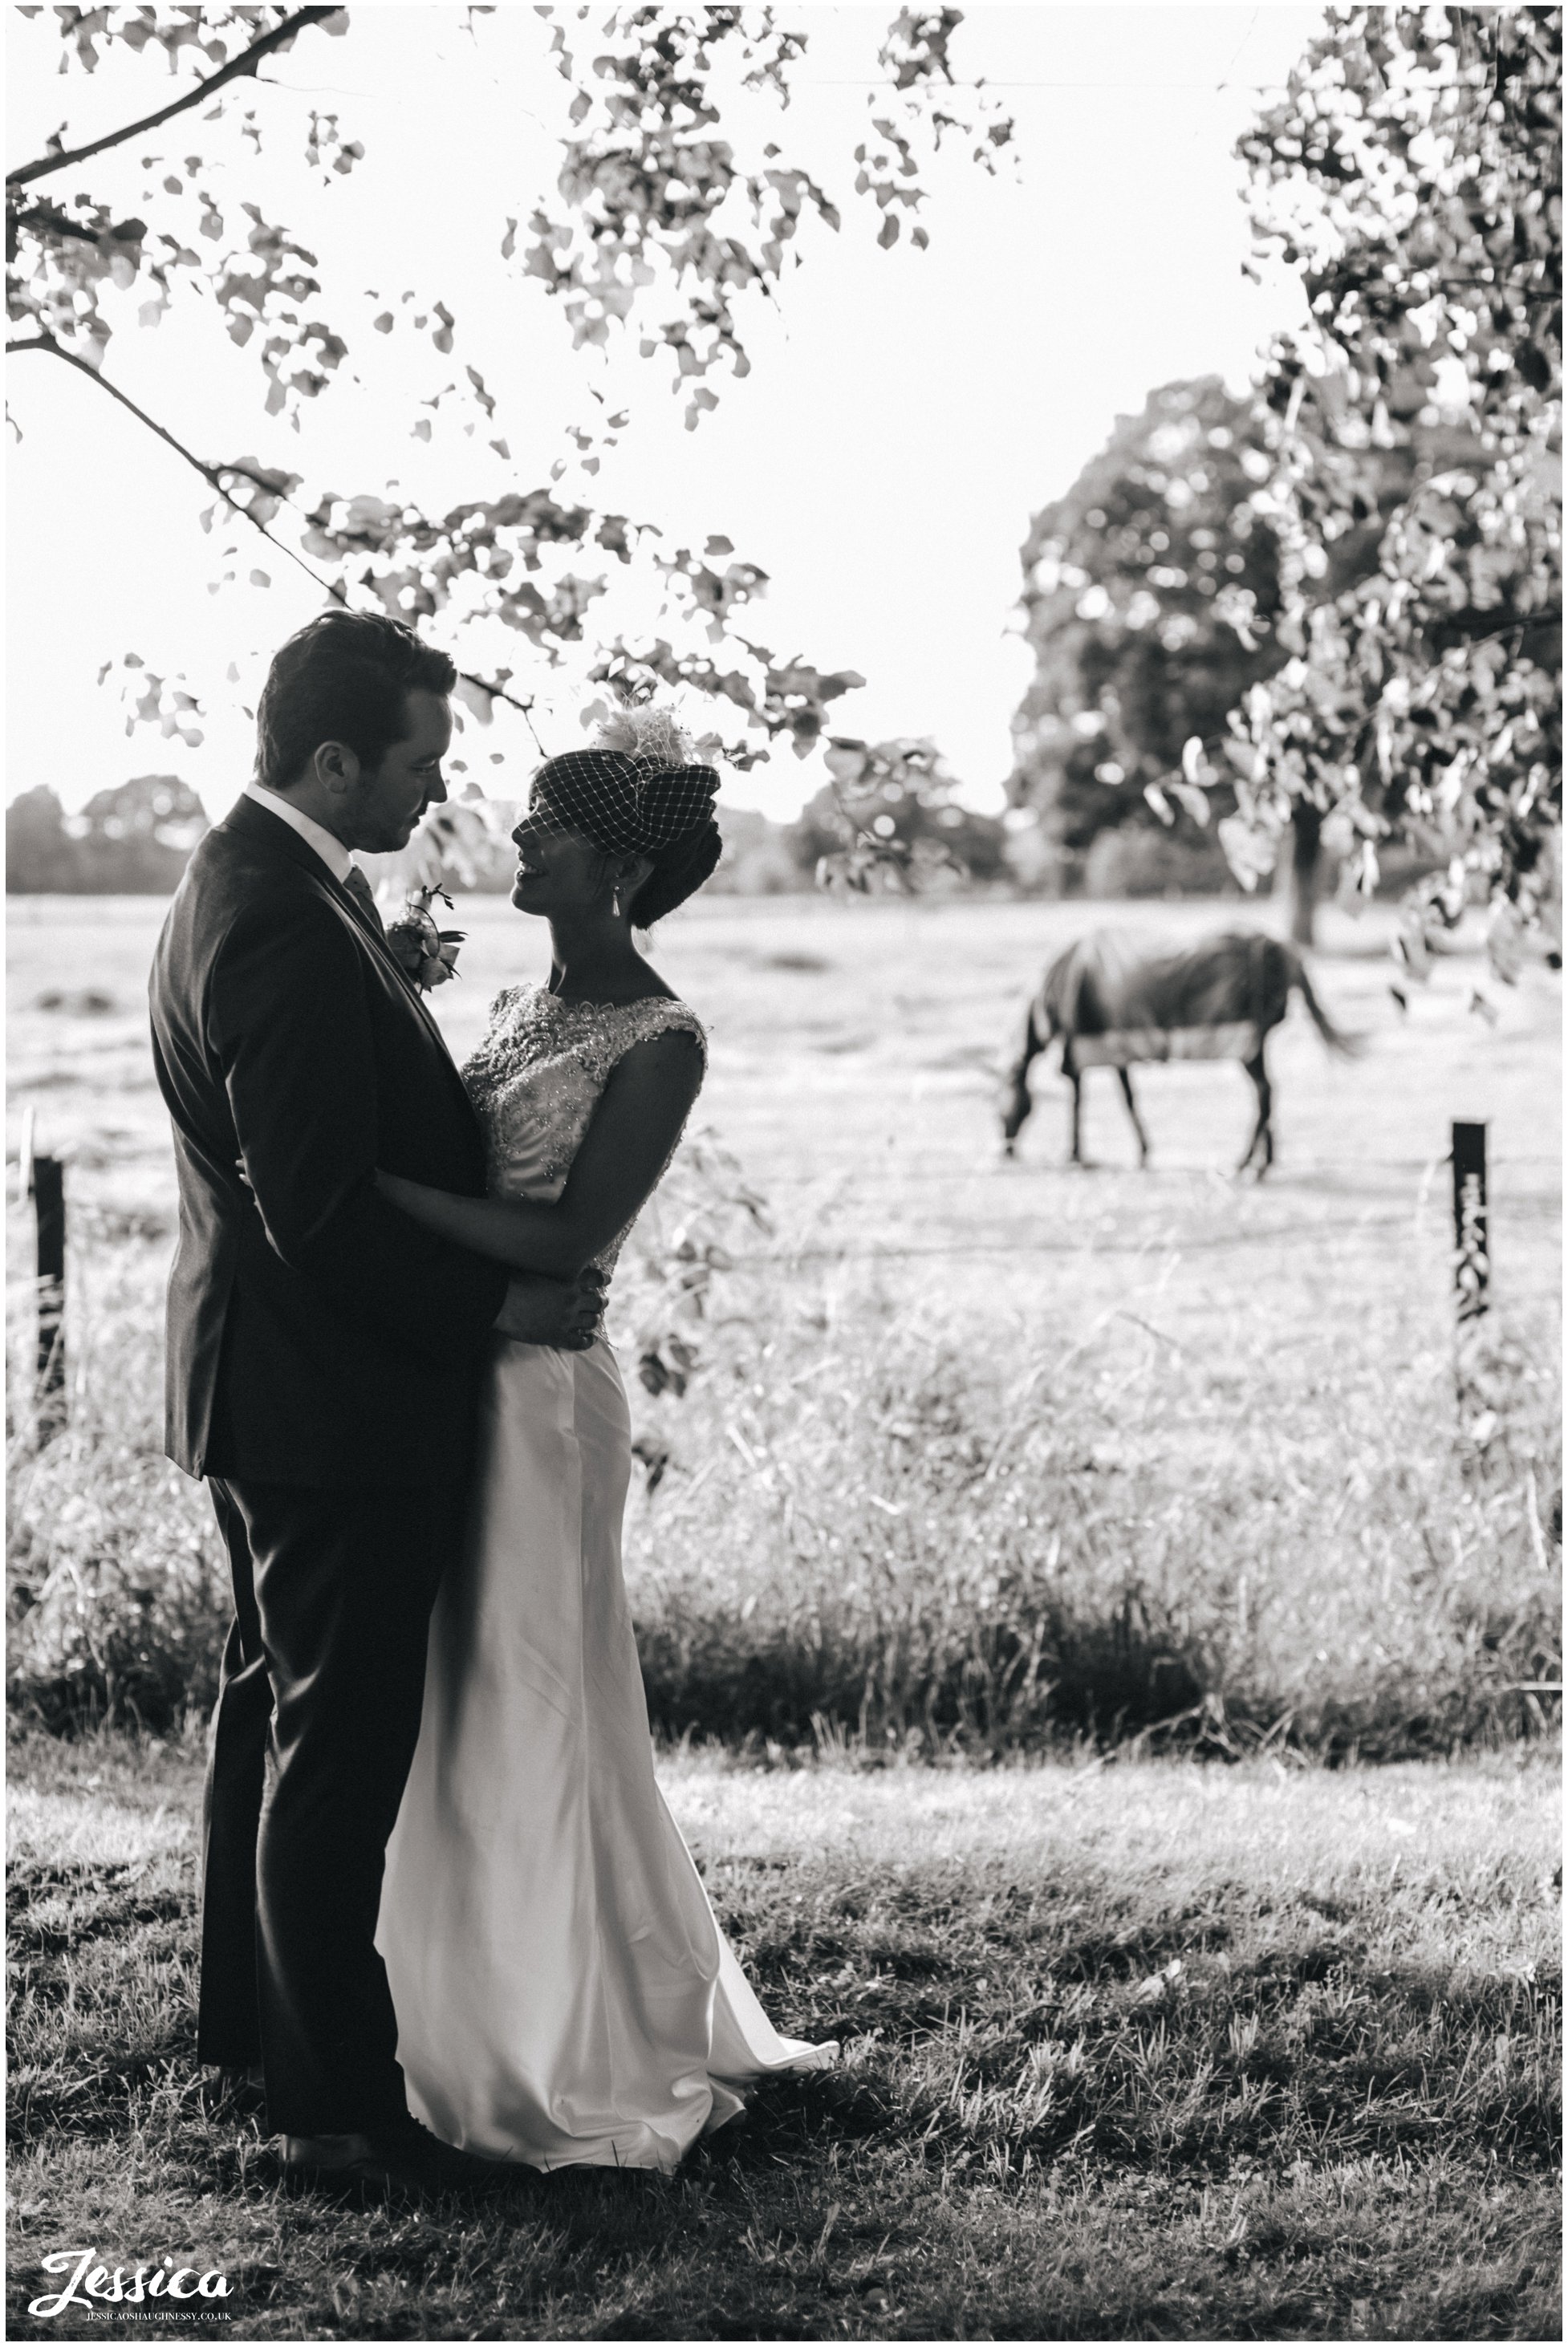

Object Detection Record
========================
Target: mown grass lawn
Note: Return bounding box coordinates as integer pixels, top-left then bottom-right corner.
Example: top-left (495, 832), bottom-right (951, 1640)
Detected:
top-left (7, 1730), bottom-right (1560, 2342)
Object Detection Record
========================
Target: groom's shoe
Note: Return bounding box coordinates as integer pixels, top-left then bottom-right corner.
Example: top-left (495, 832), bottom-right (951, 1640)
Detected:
top-left (282, 2114), bottom-right (516, 2205)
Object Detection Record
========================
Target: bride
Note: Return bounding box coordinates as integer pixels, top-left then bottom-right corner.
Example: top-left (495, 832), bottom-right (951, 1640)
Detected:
top-left (372, 711), bottom-right (833, 2172)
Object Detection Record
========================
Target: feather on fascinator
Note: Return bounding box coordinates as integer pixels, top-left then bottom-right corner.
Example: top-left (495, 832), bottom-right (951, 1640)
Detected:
top-left (591, 701), bottom-right (700, 767)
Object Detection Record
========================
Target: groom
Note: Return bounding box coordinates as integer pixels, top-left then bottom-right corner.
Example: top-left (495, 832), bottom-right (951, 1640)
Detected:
top-left (149, 608), bottom-right (600, 2199)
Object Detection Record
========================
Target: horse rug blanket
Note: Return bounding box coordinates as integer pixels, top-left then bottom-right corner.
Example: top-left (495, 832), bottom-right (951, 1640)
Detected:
top-left (1070, 1021), bottom-right (1263, 1068)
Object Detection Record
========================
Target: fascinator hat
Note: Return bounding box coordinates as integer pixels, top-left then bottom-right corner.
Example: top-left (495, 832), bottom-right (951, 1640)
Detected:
top-left (529, 704), bottom-right (723, 926)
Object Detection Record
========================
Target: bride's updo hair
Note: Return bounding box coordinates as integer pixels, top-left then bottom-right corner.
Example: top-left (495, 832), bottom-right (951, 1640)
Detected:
top-left (528, 703), bottom-right (723, 927)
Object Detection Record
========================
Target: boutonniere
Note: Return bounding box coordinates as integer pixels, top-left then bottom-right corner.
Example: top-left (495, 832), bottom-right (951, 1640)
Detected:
top-left (384, 883), bottom-right (465, 993)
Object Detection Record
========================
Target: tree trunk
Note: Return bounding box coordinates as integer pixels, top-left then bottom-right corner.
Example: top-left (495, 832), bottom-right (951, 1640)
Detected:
top-left (1274, 802), bottom-right (1323, 948)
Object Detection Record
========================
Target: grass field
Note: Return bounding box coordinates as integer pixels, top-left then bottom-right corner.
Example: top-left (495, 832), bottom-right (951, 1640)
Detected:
top-left (7, 890), bottom-right (1561, 1752)
top-left (6, 887), bottom-right (1562, 2338)
top-left (7, 1728), bottom-right (1560, 2341)
top-left (7, 887), bottom-right (1562, 1290)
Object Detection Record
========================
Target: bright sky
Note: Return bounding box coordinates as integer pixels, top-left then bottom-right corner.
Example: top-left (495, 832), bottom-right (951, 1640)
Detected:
top-left (6, 2), bottom-right (1325, 822)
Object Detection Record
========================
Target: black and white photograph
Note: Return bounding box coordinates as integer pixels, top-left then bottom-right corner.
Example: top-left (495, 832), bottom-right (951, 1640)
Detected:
top-left (6, 2), bottom-right (1560, 2338)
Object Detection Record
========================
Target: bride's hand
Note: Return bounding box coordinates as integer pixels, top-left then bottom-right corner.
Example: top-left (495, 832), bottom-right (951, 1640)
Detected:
top-left (495, 1269), bottom-right (606, 1350)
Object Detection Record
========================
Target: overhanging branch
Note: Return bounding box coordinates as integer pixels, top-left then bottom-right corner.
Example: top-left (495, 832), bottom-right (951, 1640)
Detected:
top-left (6, 331), bottom-right (341, 599)
top-left (6, 331), bottom-right (546, 751)
top-left (7, 6), bottom-right (341, 192)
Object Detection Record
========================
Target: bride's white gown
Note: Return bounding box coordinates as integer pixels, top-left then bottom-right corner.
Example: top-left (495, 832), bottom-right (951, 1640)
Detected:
top-left (377, 984), bottom-right (832, 2170)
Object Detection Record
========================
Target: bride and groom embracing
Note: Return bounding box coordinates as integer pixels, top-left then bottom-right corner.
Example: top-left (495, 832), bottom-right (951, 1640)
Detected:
top-left (148, 608), bottom-right (832, 2203)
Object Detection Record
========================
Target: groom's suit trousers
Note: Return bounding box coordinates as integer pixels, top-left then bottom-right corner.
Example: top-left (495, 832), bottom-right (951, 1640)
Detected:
top-left (199, 1474), bottom-right (462, 2136)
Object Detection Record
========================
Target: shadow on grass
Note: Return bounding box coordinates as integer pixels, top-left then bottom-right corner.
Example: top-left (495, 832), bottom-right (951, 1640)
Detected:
top-left (7, 1746), bottom-right (1560, 2341)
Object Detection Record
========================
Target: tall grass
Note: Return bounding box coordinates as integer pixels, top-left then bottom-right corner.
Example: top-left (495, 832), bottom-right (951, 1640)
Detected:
top-left (7, 1326), bottom-right (217, 1736)
top-left (7, 1208), bottom-right (1559, 1755)
top-left (621, 1274), bottom-right (1560, 1758)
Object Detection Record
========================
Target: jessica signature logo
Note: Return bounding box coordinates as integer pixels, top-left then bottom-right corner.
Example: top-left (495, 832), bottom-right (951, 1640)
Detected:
top-left (28, 2252), bottom-right (234, 2319)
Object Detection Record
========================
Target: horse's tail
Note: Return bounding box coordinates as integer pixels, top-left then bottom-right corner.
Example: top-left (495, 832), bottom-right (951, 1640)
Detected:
top-left (1284, 944), bottom-right (1362, 1057)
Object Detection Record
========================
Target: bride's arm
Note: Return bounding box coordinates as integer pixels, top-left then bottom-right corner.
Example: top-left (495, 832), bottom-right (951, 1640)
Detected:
top-left (375, 1028), bottom-right (703, 1278)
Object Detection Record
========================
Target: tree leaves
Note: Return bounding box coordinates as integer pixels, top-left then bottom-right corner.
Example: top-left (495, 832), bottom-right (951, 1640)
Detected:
top-left (519, 6), bottom-right (1009, 417)
top-left (810, 734), bottom-right (996, 891)
top-left (36, 6), bottom-right (326, 84)
top-left (1009, 377), bottom-right (1285, 881)
top-left (99, 654), bottom-right (206, 748)
top-left (10, 32), bottom-right (354, 428)
top-left (875, 8), bottom-right (1014, 178)
top-left (7, 6), bottom-right (1001, 791)
top-left (1227, 5), bottom-right (1562, 948)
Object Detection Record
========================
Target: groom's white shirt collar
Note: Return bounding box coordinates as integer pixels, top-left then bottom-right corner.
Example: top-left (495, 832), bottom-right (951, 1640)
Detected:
top-left (242, 779), bottom-right (356, 887)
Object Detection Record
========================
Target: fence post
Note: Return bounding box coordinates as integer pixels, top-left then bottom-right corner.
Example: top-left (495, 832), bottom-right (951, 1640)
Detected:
top-left (27, 1130), bottom-right (67, 1440)
top-left (1452, 1119), bottom-right (1489, 1326)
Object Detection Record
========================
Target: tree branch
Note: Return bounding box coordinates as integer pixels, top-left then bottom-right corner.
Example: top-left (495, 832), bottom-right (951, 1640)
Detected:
top-left (453, 673), bottom-right (546, 749)
top-left (7, 331), bottom-right (547, 754)
top-left (7, 6), bottom-right (340, 192)
top-left (7, 331), bottom-right (340, 598)
top-left (10, 199), bottom-right (104, 246)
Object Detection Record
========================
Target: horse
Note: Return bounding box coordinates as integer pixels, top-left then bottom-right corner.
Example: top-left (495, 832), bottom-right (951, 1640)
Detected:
top-left (1000, 928), bottom-right (1358, 1177)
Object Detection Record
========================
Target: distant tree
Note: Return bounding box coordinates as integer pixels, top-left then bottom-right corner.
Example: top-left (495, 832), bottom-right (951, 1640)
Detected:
top-left (8, 774), bottom-right (213, 891)
top-left (798, 737), bottom-right (1006, 891)
top-left (1007, 376), bottom-right (1285, 900)
top-left (7, 6), bottom-right (1011, 780)
top-left (74, 773), bottom-right (210, 890)
top-left (1203, 5), bottom-right (1561, 967)
top-left (709, 806), bottom-right (803, 895)
top-left (6, 786), bottom-right (79, 891)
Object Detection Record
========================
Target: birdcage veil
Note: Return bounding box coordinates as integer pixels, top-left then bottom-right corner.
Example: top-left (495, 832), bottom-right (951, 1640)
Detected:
top-left (525, 699), bottom-right (725, 920)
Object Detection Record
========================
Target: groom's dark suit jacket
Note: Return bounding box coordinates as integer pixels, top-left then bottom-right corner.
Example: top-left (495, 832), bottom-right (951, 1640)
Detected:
top-left (149, 795), bottom-right (510, 1488)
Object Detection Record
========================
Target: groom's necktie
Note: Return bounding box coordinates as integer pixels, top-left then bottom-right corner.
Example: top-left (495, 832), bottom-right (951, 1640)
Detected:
top-left (342, 864), bottom-right (386, 940)
top-left (339, 862), bottom-right (441, 1032)
top-left (338, 863), bottom-right (445, 1038)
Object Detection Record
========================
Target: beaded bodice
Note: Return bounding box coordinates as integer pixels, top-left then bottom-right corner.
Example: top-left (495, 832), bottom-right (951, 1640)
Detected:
top-left (461, 982), bottom-right (707, 1274)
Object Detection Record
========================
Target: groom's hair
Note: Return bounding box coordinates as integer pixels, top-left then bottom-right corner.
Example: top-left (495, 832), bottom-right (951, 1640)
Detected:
top-left (257, 609), bottom-right (457, 790)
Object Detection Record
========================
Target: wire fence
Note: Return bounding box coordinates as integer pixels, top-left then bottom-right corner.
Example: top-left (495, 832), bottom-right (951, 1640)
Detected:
top-left (741, 1155), bottom-right (1565, 1187)
top-left (721, 1204), bottom-right (1562, 1272)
